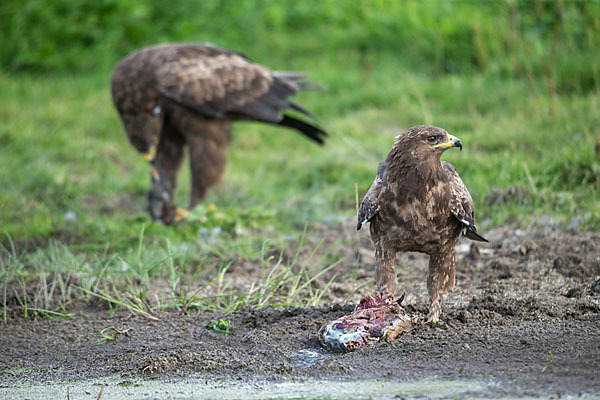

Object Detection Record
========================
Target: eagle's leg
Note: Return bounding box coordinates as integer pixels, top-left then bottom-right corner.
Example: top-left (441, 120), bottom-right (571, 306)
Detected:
top-left (148, 125), bottom-right (185, 225)
top-left (186, 133), bottom-right (228, 209)
top-left (375, 244), bottom-right (398, 295)
top-left (427, 250), bottom-right (456, 323)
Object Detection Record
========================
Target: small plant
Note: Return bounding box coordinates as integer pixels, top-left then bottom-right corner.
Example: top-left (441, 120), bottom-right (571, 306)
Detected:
top-left (77, 285), bottom-right (159, 321)
top-left (27, 308), bottom-right (73, 320)
top-left (541, 350), bottom-right (555, 373)
top-left (208, 319), bottom-right (231, 336)
top-left (97, 327), bottom-right (117, 344)
top-left (97, 326), bottom-right (130, 344)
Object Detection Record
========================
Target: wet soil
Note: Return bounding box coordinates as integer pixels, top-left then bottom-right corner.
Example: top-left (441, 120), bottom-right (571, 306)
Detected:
top-left (1, 222), bottom-right (599, 398)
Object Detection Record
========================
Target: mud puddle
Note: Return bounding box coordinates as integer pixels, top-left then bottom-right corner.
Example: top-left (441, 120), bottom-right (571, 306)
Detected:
top-left (1, 377), bottom-right (505, 399)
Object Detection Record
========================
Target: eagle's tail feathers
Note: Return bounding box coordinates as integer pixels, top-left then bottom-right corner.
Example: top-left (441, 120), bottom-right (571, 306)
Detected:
top-left (295, 81), bottom-right (326, 91)
top-left (273, 71), bottom-right (324, 91)
top-left (288, 102), bottom-right (317, 121)
top-left (278, 115), bottom-right (327, 145)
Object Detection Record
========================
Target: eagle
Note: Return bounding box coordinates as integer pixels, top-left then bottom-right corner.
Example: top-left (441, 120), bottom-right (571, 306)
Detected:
top-left (110, 43), bottom-right (327, 224)
top-left (357, 126), bottom-right (488, 323)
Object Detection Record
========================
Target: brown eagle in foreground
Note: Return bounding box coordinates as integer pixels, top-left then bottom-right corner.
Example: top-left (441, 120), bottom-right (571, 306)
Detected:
top-left (357, 126), bottom-right (488, 323)
top-left (110, 43), bottom-right (326, 224)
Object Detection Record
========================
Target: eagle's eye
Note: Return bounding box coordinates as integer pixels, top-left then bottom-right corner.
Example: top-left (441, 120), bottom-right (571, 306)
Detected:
top-left (426, 135), bottom-right (437, 144)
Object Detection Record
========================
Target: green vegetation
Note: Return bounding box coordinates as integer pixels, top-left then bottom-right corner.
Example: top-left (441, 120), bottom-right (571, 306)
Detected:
top-left (1, 1), bottom-right (599, 319)
top-left (208, 319), bottom-right (231, 336)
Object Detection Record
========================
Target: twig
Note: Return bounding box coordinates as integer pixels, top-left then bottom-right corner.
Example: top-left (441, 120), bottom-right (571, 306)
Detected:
top-left (97, 384), bottom-right (104, 400)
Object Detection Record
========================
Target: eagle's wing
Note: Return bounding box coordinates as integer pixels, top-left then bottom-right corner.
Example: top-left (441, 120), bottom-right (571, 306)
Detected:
top-left (357, 161), bottom-right (387, 230)
top-left (156, 52), bottom-right (301, 122)
top-left (154, 48), bottom-right (326, 144)
top-left (443, 162), bottom-right (488, 242)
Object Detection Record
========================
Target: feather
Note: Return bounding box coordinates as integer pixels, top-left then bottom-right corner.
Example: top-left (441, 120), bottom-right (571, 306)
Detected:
top-left (278, 115), bottom-right (327, 144)
top-left (464, 226), bottom-right (489, 242)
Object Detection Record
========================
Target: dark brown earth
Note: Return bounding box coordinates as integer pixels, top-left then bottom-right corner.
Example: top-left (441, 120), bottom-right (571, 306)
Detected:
top-left (1, 222), bottom-right (599, 398)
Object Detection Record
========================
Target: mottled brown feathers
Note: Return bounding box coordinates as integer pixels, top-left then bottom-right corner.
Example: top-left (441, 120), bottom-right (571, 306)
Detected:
top-left (357, 126), bottom-right (487, 322)
top-left (111, 43), bottom-right (326, 147)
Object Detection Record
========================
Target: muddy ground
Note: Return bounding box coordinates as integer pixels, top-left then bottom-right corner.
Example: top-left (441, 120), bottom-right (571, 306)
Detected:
top-left (1, 221), bottom-right (599, 398)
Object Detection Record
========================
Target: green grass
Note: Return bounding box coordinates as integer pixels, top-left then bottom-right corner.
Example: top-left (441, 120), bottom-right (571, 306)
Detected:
top-left (1, 1), bottom-right (600, 319)
top-left (1, 59), bottom-right (597, 242)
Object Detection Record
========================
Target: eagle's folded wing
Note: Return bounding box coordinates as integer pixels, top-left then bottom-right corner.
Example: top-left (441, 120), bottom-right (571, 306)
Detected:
top-left (357, 161), bottom-right (387, 230)
top-left (156, 53), bottom-right (299, 123)
top-left (443, 162), bottom-right (488, 242)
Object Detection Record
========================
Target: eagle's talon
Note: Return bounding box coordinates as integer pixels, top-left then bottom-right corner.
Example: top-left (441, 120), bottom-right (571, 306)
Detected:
top-left (173, 207), bottom-right (189, 223)
top-left (427, 301), bottom-right (442, 325)
top-left (147, 190), bottom-right (167, 221)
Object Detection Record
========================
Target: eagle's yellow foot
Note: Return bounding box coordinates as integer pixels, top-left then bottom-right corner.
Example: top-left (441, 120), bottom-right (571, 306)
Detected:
top-left (174, 207), bottom-right (189, 223)
top-left (426, 302), bottom-right (441, 324)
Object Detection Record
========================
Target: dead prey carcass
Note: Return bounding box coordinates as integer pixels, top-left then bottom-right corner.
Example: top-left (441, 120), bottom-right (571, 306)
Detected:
top-left (318, 292), bottom-right (421, 352)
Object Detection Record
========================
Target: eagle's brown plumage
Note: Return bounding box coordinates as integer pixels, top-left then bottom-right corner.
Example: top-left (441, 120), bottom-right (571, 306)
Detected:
top-left (110, 43), bottom-right (326, 224)
top-left (357, 126), bottom-right (487, 322)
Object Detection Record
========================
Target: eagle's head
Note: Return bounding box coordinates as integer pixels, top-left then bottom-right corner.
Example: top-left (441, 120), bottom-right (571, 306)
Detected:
top-left (119, 108), bottom-right (163, 162)
top-left (392, 125), bottom-right (462, 161)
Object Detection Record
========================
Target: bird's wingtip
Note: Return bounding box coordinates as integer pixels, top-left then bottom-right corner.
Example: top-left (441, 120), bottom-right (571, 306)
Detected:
top-left (465, 228), bottom-right (489, 243)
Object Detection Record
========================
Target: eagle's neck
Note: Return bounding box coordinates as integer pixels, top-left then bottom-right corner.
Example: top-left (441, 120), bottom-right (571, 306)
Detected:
top-left (385, 149), bottom-right (444, 185)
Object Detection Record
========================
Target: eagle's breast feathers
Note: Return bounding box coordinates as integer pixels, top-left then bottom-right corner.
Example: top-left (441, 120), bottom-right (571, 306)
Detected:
top-left (357, 127), bottom-right (487, 249)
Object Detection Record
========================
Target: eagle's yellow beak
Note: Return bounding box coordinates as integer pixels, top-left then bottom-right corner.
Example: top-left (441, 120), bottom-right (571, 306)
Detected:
top-left (143, 143), bottom-right (158, 161)
top-left (434, 134), bottom-right (462, 151)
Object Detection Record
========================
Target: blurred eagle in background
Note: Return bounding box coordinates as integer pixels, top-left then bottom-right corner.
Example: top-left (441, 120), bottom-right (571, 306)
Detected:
top-left (357, 126), bottom-right (487, 323)
top-left (110, 43), bottom-right (326, 224)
